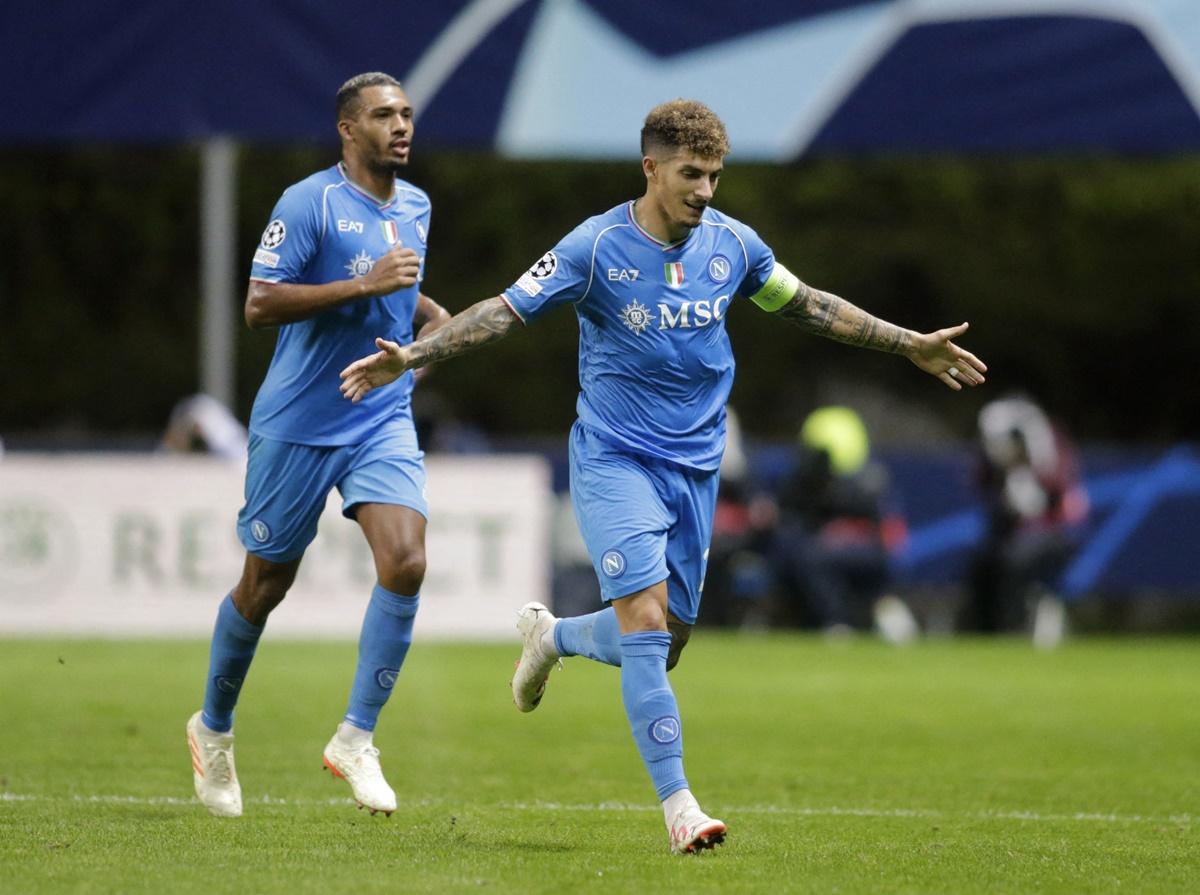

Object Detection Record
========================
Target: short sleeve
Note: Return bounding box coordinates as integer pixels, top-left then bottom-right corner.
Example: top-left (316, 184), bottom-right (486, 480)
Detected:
top-left (501, 221), bottom-right (597, 324)
top-left (729, 220), bottom-right (776, 300)
top-left (249, 182), bottom-right (323, 283)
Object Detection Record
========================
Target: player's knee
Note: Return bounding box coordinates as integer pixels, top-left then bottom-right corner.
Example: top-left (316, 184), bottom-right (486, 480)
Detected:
top-left (377, 546), bottom-right (426, 595)
top-left (232, 555), bottom-right (299, 624)
top-left (233, 579), bottom-right (289, 625)
top-left (623, 606), bottom-right (668, 634)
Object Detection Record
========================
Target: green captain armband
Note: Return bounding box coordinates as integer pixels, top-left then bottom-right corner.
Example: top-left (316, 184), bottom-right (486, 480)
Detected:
top-left (748, 263), bottom-right (800, 312)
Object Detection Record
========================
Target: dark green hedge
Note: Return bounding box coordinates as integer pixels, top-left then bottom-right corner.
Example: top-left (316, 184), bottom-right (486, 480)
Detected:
top-left (3, 147), bottom-right (1197, 443)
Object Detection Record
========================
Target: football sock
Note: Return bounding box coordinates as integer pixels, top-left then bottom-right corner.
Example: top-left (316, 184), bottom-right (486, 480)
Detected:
top-left (343, 584), bottom-right (419, 732)
top-left (201, 593), bottom-right (265, 733)
top-left (620, 631), bottom-right (688, 801)
top-left (554, 606), bottom-right (622, 666)
top-left (336, 721), bottom-right (373, 745)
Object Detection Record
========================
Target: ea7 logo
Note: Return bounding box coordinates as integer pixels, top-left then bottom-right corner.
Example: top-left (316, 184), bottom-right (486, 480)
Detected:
top-left (658, 295), bottom-right (731, 329)
top-left (338, 219), bottom-right (364, 234)
top-left (608, 268), bottom-right (640, 282)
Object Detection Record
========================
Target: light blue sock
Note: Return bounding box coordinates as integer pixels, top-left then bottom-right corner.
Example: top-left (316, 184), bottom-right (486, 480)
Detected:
top-left (344, 583), bottom-right (419, 732)
top-left (201, 593), bottom-right (264, 733)
top-left (554, 607), bottom-right (622, 666)
top-left (620, 631), bottom-right (689, 801)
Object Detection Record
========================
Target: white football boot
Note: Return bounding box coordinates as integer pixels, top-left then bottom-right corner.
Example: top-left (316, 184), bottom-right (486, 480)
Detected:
top-left (186, 711), bottom-right (242, 818)
top-left (511, 602), bottom-right (561, 712)
top-left (322, 730), bottom-right (397, 816)
top-left (666, 792), bottom-right (727, 855)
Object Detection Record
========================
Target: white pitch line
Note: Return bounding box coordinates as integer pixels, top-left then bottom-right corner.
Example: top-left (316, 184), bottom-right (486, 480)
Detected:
top-left (0, 792), bottom-right (1191, 825)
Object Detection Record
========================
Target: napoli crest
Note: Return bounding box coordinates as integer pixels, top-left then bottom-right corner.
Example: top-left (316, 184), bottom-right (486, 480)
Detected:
top-left (649, 716), bottom-right (681, 744)
top-left (601, 549), bottom-right (626, 577)
top-left (214, 676), bottom-right (242, 694)
top-left (708, 254), bottom-right (731, 283)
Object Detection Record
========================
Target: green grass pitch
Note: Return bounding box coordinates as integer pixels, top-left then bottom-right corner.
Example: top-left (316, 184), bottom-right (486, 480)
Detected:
top-left (1, 633), bottom-right (1196, 893)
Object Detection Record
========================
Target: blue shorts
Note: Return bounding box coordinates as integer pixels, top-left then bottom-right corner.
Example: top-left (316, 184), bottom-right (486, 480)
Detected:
top-left (237, 423), bottom-right (427, 563)
top-left (569, 421), bottom-right (718, 625)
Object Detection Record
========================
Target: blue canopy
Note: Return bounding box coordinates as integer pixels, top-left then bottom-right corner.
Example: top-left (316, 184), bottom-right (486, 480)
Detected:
top-left (5, 0), bottom-right (1198, 156)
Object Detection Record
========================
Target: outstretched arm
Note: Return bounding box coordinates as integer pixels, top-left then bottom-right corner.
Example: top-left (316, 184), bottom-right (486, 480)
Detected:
top-left (778, 279), bottom-right (987, 390)
top-left (340, 296), bottom-right (517, 402)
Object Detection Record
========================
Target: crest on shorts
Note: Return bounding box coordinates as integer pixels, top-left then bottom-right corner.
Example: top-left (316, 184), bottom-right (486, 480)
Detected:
top-left (601, 549), bottom-right (626, 577)
top-left (250, 519), bottom-right (271, 543)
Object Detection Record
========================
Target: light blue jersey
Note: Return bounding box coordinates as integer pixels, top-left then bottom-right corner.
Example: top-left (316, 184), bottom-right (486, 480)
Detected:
top-left (248, 163), bottom-right (431, 446)
top-left (502, 202), bottom-right (776, 471)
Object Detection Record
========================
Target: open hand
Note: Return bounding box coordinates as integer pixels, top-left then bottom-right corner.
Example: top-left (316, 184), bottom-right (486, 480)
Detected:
top-left (908, 322), bottom-right (987, 390)
top-left (339, 338), bottom-right (411, 403)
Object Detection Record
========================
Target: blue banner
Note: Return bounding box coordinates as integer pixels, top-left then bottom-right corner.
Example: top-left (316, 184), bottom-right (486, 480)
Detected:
top-left (4, 1), bottom-right (1200, 154)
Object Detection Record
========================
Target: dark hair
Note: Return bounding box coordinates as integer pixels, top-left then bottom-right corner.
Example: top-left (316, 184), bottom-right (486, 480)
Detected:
top-left (641, 99), bottom-right (730, 158)
top-left (336, 72), bottom-right (403, 123)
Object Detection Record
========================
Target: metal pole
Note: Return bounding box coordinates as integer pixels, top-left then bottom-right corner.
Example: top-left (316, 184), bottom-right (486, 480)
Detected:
top-left (199, 137), bottom-right (237, 411)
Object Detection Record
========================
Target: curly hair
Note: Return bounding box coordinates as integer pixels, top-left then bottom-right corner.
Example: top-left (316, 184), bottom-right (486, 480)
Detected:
top-left (336, 72), bottom-right (404, 123)
top-left (640, 99), bottom-right (730, 159)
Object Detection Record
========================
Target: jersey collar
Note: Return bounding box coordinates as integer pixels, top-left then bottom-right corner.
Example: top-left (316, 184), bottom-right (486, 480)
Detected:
top-left (626, 201), bottom-right (694, 251)
top-left (337, 162), bottom-right (397, 209)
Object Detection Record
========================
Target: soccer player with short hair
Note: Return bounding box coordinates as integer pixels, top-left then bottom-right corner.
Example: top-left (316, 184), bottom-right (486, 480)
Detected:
top-left (339, 99), bottom-right (987, 852)
top-left (186, 72), bottom-right (451, 819)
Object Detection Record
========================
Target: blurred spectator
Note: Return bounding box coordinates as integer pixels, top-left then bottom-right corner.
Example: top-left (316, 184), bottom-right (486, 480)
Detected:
top-left (765, 406), bottom-right (916, 642)
top-left (411, 387), bottom-right (491, 454)
top-left (160, 394), bottom-right (248, 462)
top-left (548, 489), bottom-right (605, 619)
top-left (960, 394), bottom-right (1089, 645)
top-left (698, 407), bottom-right (775, 627)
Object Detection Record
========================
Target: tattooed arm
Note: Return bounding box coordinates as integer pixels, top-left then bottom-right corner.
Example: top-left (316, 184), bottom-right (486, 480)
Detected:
top-left (778, 279), bottom-right (987, 390)
top-left (340, 296), bottom-right (517, 402)
top-left (780, 281), bottom-right (913, 353)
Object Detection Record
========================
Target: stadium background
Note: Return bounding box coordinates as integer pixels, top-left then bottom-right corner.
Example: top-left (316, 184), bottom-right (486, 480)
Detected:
top-left (2, 0), bottom-right (1199, 625)
top-left (3, 4), bottom-right (1199, 892)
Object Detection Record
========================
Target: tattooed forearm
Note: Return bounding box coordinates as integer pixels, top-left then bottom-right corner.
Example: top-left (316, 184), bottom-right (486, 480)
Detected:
top-left (405, 296), bottom-right (516, 368)
top-left (779, 283), bottom-right (914, 355)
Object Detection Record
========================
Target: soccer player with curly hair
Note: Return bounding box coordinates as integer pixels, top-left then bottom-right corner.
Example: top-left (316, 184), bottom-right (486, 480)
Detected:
top-left (339, 98), bottom-right (986, 853)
